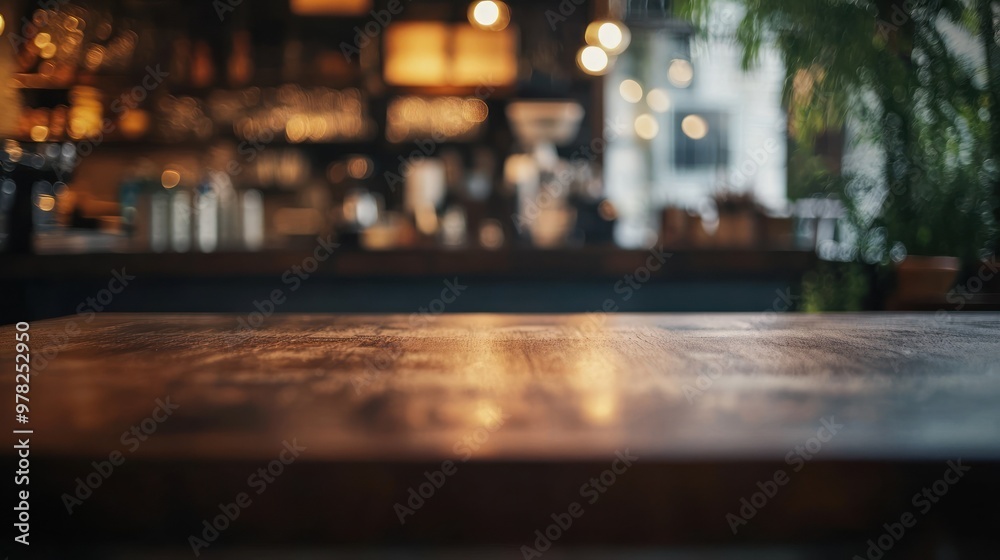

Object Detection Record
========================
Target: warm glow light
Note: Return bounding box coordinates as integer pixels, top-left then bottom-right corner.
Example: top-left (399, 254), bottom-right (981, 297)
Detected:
top-left (463, 98), bottom-right (489, 122)
top-left (472, 1), bottom-right (496, 25)
top-left (40, 43), bottom-right (57, 59)
top-left (120, 110), bottom-right (151, 139)
top-left (585, 20), bottom-right (630, 55)
top-left (385, 23), bottom-right (449, 86)
top-left (668, 59), bottom-right (694, 88)
top-left (289, 0), bottom-right (372, 15)
top-left (385, 24), bottom-right (516, 87)
top-left (0, 14), bottom-right (6, 37)
top-left (347, 156), bottom-right (372, 179)
top-left (85, 45), bottom-right (106, 70)
top-left (469, 1), bottom-right (510, 31)
top-left (29, 125), bottom-right (49, 142)
top-left (634, 113), bottom-right (659, 140)
top-left (474, 403), bottom-right (503, 426)
top-left (36, 195), bottom-right (55, 212)
top-left (34, 32), bottom-right (51, 48)
top-left (161, 169), bottom-right (181, 189)
top-left (681, 114), bottom-right (709, 139)
top-left (4, 141), bottom-right (22, 162)
top-left (415, 206), bottom-right (439, 235)
top-left (577, 46), bottom-right (610, 75)
top-left (274, 208), bottom-right (322, 235)
top-left (387, 96), bottom-right (488, 141)
top-left (68, 118), bottom-right (86, 139)
top-left (647, 88), bottom-right (671, 112)
top-left (285, 115), bottom-right (308, 142)
top-left (479, 219), bottom-right (504, 249)
top-left (598, 23), bottom-right (623, 49)
top-left (453, 25), bottom-right (517, 85)
top-left (619, 79), bottom-right (643, 103)
top-left (584, 393), bottom-right (617, 424)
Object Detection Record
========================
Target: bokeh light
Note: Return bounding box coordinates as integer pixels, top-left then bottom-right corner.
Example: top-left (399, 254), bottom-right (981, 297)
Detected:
top-left (36, 195), bottom-right (56, 212)
top-left (468, 1), bottom-right (510, 31)
top-left (29, 125), bottom-right (49, 142)
top-left (585, 20), bottom-right (631, 55)
top-left (161, 169), bottom-right (181, 189)
top-left (668, 59), bottom-right (694, 88)
top-left (577, 46), bottom-right (610, 75)
top-left (634, 114), bottom-right (659, 140)
top-left (619, 79), bottom-right (643, 103)
top-left (646, 88), bottom-right (671, 112)
top-left (681, 114), bottom-right (709, 139)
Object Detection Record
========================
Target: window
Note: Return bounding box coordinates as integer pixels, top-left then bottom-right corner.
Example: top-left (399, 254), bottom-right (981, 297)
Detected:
top-left (674, 111), bottom-right (728, 168)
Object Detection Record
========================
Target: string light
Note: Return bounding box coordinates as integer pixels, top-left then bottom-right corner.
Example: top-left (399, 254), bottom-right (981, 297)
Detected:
top-left (577, 46), bottom-right (610, 75)
top-left (585, 20), bottom-right (631, 55)
top-left (469, 1), bottom-right (510, 31)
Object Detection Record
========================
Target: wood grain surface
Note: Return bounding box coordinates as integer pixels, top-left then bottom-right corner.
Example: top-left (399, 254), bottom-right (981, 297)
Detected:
top-left (3, 313), bottom-right (999, 550)
top-left (4, 313), bottom-right (1000, 461)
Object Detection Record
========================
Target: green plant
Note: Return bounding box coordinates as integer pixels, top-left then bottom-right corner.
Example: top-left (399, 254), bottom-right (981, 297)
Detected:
top-left (678, 0), bottom-right (999, 264)
top-left (801, 262), bottom-right (871, 311)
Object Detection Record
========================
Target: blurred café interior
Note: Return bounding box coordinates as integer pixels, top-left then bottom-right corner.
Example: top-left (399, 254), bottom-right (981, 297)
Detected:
top-left (5, 3), bottom-right (1000, 557)
top-left (0, 0), bottom-right (998, 320)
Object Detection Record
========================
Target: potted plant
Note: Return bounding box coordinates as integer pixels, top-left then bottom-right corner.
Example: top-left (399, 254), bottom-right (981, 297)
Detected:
top-left (677, 0), bottom-right (998, 306)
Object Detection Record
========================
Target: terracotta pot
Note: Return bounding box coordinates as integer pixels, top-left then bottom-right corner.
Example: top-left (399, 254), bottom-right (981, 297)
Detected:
top-left (895, 255), bottom-right (961, 299)
top-left (659, 207), bottom-right (689, 247)
top-left (715, 211), bottom-right (757, 248)
top-left (687, 215), bottom-right (714, 248)
top-left (762, 216), bottom-right (794, 249)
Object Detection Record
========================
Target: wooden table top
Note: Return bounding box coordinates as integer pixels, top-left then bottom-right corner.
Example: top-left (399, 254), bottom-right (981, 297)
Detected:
top-left (7, 312), bottom-right (1000, 462)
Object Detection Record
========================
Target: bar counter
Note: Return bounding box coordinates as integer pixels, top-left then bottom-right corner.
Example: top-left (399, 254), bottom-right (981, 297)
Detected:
top-left (0, 248), bottom-right (823, 320)
top-left (0, 247), bottom-right (816, 280)
top-left (4, 313), bottom-right (999, 554)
